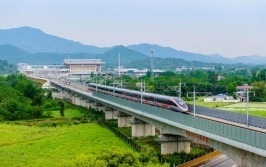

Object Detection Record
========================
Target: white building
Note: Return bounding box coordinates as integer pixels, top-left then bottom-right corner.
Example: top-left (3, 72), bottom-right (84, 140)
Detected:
top-left (64, 59), bottom-right (104, 75)
top-left (114, 67), bottom-right (164, 76)
top-left (204, 94), bottom-right (238, 102)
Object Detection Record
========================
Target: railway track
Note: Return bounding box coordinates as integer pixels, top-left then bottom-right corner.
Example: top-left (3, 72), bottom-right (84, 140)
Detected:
top-left (60, 81), bottom-right (266, 134)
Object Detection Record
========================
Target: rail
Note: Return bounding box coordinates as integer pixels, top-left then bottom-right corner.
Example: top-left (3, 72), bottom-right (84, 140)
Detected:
top-left (187, 104), bottom-right (266, 129)
top-left (93, 92), bottom-right (266, 152)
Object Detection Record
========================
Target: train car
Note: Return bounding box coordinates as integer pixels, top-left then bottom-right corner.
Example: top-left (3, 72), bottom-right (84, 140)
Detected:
top-left (88, 83), bottom-right (188, 112)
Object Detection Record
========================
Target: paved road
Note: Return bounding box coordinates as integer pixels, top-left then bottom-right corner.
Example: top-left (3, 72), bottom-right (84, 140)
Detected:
top-left (198, 154), bottom-right (236, 167)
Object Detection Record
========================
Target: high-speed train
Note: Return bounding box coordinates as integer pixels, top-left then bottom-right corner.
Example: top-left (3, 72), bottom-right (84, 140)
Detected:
top-left (88, 83), bottom-right (188, 112)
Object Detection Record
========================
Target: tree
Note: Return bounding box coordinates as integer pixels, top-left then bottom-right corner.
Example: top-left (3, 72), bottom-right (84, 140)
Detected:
top-left (58, 100), bottom-right (65, 117)
top-left (257, 69), bottom-right (266, 81)
top-left (227, 82), bottom-right (237, 95)
top-left (90, 72), bottom-right (95, 78)
top-left (146, 70), bottom-right (151, 78)
top-left (62, 146), bottom-right (168, 167)
top-left (46, 90), bottom-right (53, 99)
top-left (251, 81), bottom-right (266, 101)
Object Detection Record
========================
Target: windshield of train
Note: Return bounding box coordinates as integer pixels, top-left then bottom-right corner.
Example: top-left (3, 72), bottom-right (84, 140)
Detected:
top-left (173, 97), bottom-right (186, 107)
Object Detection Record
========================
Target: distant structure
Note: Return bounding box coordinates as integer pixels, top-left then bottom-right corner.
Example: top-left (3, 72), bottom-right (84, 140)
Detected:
top-left (236, 85), bottom-right (254, 102)
top-left (18, 63), bottom-right (68, 78)
top-left (204, 94), bottom-right (238, 103)
top-left (217, 75), bottom-right (225, 81)
top-left (19, 59), bottom-right (104, 79)
top-left (64, 59), bottom-right (104, 75)
top-left (176, 66), bottom-right (215, 72)
top-left (114, 67), bottom-right (164, 77)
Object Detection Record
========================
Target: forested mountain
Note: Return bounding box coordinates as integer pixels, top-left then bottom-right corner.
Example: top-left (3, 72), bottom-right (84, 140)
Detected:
top-left (0, 44), bottom-right (220, 69)
top-left (128, 43), bottom-right (212, 62)
top-left (0, 27), bottom-right (109, 54)
top-left (0, 44), bottom-right (29, 63)
top-left (99, 45), bottom-right (148, 68)
top-left (129, 57), bottom-right (218, 70)
top-left (128, 43), bottom-right (266, 64)
top-left (0, 59), bottom-right (17, 74)
top-left (0, 27), bottom-right (266, 66)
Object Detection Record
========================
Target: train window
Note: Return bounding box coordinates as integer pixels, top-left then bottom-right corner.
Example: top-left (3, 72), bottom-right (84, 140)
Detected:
top-left (173, 98), bottom-right (185, 106)
top-left (126, 92), bottom-right (138, 98)
top-left (156, 98), bottom-right (175, 105)
top-left (143, 95), bottom-right (153, 101)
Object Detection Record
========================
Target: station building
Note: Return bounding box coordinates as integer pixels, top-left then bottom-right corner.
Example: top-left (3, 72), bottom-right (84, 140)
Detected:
top-left (64, 59), bottom-right (104, 75)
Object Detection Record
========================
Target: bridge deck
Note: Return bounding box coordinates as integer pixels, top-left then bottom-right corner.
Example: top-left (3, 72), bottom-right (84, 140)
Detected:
top-left (51, 80), bottom-right (266, 157)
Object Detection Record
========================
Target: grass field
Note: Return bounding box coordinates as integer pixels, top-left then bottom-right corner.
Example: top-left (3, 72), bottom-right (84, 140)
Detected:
top-left (49, 108), bottom-right (85, 118)
top-left (186, 101), bottom-right (233, 108)
top-left (218, 102), bottom-right (266, 117)
top-left (187, 100), bottom-right (266, 117)
top-left (0, 106), bottom-right (133, 167)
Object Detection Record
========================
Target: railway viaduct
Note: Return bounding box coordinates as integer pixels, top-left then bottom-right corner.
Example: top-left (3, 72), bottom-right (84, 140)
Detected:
top-left (49, 80), bottom-right (266, 167)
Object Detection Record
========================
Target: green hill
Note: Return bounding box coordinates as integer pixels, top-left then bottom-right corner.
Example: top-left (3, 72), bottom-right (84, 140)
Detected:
top-left (99, 45), bottom-right (148, 68)
top-left (129, 57), bottom-right (220, 70)
top-left (0, 27), bottom-right (109, 54)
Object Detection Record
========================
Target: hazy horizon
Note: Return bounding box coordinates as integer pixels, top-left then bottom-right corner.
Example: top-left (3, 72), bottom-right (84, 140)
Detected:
top-left (1, 0), bottom-right (265, 58)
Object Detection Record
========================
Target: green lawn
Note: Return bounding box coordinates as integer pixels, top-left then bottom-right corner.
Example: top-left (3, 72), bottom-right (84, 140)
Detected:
top-left (49, 108), bottom-right (85, 118)
top-left (186, 101), bottom-right (233, 108)
top-left (0, 123), bottom-right (133, 167)
top-left (218, 102), bottom-right (266, 117)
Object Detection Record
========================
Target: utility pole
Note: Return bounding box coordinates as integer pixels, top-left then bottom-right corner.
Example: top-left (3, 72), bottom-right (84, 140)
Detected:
top-left (150, 49), bottom-right (154, 82)
top-left (187, 87), bottom-right (212, 116)
top-left (118, 53), bottom-right (121, 77)
top-left (166, 81), bottom-right (185, 99)
top-left (193, 86), bottom-right (196, 117)
top-left (95, 75), bottom-right (98, 92)
top-left (120, 79), bottom-right (123, 88)
top-left (141, 80), bottom-right (143, 104)
top-left (246, 88), bottom-right (249, 127)
top-left (143, 80), bottom-right (146, 92)
top-left (179, 82), bottom-right (181, 99)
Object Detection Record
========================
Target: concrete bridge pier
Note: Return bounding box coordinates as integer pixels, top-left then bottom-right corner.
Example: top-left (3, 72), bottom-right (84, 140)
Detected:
top-left (62, 89), bottom-right (69, 96)
top-left (159, 134), bottom-right (190, 155)
top-left (70, 94), bottom-right (76, 105)
top-left (86, 100), bottom-right (95, 108)
top-left (116, 112), bottom-right (132, 127)
top-left (131, 118), bottom-right (155, 137)
top-left (80, 98), bottom-right (87, 108)
top-left (103, 107), bottom-right (117, 120)
top-left (72, 95), bottom-right (81, 106)
top-left (52, 90), bottom-right (64, 99)
top-left (94, 102), bottom-right (104, 112)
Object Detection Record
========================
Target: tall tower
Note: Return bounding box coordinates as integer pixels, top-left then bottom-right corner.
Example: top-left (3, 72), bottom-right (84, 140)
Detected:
top-left (118, 53), bottom-right (121, 77)
top-left (150, 49), bottom-right (154, 82)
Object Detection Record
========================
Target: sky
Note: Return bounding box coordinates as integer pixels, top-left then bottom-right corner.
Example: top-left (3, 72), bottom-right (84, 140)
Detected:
top-left (1, 0), bottom-right (266, 57)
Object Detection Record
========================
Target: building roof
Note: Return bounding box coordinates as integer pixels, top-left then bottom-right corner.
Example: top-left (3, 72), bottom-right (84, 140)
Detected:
top-left (64, 59), bottom-right (103, 65)
top-left (236, 85), bottom-right (253, 89)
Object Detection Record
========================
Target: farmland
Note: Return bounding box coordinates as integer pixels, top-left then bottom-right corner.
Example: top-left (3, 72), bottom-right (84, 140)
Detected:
top-left (187, 100), bottom-right (266, 118)
top-left (0, 108), bottom-right (133, 167)
top-left (218, 102), bottom-right (266, 117)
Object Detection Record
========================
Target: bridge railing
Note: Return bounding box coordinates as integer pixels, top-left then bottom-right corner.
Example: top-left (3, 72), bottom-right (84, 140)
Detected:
top-left (98, 120), bottom-right (141, 151)
top-left (187, 104), bottom-right (266, 129)
top-left (92, 92), bottom-right (266, 151)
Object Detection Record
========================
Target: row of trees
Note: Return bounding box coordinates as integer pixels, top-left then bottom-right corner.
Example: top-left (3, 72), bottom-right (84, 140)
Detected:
top-left (90, 68), bottom-right (266, 101)
top-left (0, 74), bottom-right (59, 120)
top-left (63, 146), bottom-right (168, 167)
top-left (0, 59), bottom-right (17, 75)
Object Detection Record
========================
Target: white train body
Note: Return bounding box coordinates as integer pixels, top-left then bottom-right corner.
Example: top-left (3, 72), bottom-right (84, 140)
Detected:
top-left (88, 83), bottom-right (188, 112)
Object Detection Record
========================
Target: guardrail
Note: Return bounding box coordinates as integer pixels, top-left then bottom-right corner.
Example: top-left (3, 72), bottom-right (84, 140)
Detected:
top-left (93, 92), bottom-right (266, 152)
top-left (187, 104), bottom-right (266, 129)
top-left (98, 120), bottom-right (141, 151)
